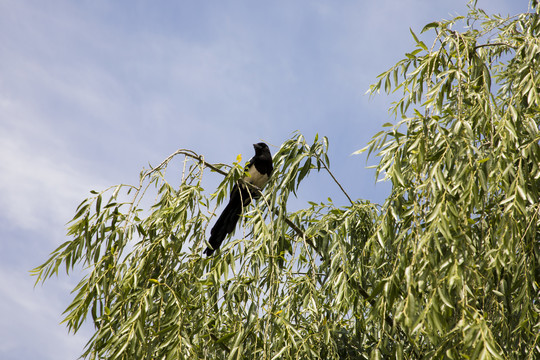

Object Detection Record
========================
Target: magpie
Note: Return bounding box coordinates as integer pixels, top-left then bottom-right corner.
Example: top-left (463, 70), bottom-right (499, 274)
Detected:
top-left (204, 142), bottom-right (273, 256)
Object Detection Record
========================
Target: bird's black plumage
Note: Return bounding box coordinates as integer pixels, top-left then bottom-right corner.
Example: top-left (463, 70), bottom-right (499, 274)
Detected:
top-left (204, 142), bottom-right (273, 256)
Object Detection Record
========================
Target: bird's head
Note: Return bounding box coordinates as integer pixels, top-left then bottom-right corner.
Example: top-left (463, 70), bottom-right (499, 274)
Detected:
top-left (253, 142), bottom-right (270, 154)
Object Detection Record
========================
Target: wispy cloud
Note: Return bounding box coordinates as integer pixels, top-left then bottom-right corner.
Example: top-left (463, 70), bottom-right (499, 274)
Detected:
top-left (0, 267), bottom-right (92, 360)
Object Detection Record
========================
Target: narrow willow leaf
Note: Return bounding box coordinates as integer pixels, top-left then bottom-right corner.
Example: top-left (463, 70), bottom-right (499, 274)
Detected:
top-left (421, 22), bottom-right (439, 33)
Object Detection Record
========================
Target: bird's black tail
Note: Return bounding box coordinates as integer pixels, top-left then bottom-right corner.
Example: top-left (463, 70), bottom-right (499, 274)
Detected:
top-left (204, 188), bottom-right (250, 256)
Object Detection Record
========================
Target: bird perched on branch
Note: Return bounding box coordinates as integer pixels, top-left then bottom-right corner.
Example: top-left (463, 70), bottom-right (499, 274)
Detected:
top-left (204, 142), bottom-right (273, 256)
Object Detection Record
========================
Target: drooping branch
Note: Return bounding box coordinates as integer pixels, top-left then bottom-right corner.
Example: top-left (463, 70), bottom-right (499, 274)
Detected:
top-left (142, 148), bottom-right (405, 336)
top-left (142, 148), bottom-right (229, 180)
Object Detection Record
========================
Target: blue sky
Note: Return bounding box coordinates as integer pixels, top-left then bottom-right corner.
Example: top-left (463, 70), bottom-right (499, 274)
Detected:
top-left (0, 1), bottom-right (528, 358)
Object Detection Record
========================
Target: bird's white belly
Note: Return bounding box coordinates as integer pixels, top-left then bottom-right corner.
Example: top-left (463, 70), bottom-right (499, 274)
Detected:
top-left (245, 169), bottom-right (269, 188)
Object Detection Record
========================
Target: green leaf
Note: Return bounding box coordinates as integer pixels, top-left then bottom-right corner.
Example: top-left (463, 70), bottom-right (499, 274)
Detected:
top-left (95, 194), bottom-right (102, 215)
top-left (409, 28), bottom-right (420, 44)
top-left (421, 21), bottom-right (440, 33)
top-left (73, 203), bottom-right (90, 221)
top-left (216, 332), bottom-right (236, 345)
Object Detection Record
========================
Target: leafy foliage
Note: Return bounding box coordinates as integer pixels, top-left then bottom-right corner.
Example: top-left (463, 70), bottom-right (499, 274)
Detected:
top-left (34, 2), bottom-right (540, 359)
top-left (33, 133), bottom-right (377, 359)
top-left (362, 1), bottom-right (540, 358)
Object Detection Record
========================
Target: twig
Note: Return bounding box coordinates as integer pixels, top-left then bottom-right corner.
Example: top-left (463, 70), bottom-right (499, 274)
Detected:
top-left (143, 149), bottom-right (229, 179)
top-left (474, 42), bottom-right (516, 50)
top-left (320, 160), bottom-right (355, 206)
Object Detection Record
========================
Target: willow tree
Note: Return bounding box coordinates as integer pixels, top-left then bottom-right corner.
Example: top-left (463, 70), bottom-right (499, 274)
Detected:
top-left (34, 133), bottom-right (378, 359)
top-left (34, 2), bottom-right (540, 359)
top-left (361, 1), bottom-right (540, 358)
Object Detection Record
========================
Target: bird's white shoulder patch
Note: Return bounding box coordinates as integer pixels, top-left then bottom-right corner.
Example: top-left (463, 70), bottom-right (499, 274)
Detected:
top-left (245, 167), bottom-right (269, 188)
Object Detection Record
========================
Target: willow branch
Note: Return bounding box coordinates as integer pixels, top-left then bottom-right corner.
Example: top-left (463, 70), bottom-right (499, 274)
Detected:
top-left (147, 148), bottom-right (420, 354)
top-left (320, 160), bottom-right (355, 205)
top-left (474, 42), bottom-right (516, 50)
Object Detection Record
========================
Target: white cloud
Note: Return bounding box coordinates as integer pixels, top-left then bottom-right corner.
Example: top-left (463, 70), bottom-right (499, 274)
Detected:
top-left (0, 267), bottom-right (91, 360)
top-left (0, 115), bottom-right (105, 234)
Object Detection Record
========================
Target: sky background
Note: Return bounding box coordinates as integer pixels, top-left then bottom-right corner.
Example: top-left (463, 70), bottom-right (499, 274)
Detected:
top-left (0, 0), bottom-right (529, 358)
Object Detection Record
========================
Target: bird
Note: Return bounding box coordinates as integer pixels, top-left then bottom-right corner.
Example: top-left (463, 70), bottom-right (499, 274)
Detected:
top-left (204, 142), bottom-right (273, 256)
